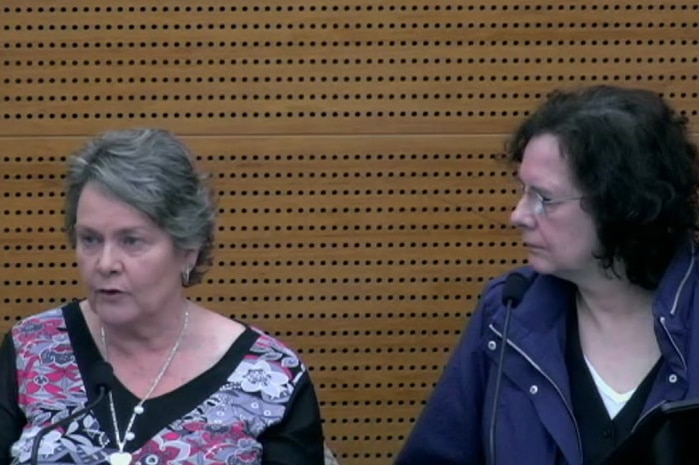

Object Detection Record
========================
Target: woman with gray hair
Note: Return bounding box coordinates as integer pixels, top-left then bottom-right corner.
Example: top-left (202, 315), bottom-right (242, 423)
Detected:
top-left (0, 128), bottom-right (325, 465)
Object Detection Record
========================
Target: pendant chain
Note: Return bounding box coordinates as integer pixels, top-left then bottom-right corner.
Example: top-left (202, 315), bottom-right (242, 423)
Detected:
top-left (100, 304), bottom-right (190, 455)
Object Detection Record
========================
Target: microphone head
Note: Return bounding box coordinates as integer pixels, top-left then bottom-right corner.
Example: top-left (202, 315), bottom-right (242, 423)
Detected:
top-left (90, 361), bottom-right (114, 394)
top-left (501, 272), bottom-right (532, 308)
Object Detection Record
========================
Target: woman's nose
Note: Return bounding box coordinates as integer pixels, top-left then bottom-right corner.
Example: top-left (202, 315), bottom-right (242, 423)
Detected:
top-left (95, 244), bottom-right (121, 275)
top-left (510, 195), bottom-right (534, 229)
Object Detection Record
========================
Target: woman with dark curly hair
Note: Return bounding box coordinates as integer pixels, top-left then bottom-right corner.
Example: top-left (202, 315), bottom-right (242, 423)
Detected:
top-left (0, 128), bottom-right (325, 465)
top-left (396, 85), bottom-right (699, 465)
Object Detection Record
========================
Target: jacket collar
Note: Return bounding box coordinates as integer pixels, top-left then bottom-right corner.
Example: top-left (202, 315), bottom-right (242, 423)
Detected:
top-left (490, 271), bottom-right (576, 399)
top-left (498, 239), bottom-right (698, 343)
top-left (652, 239), bottom-right (696, 322)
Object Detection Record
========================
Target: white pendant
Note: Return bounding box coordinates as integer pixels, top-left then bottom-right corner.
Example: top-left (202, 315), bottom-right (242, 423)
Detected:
top-left (109, 451), bottom-right (133, 465)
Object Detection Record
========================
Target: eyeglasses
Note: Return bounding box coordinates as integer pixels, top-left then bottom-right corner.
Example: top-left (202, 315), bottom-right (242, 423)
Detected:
top-left (517, 183), bottom-right (583, 216)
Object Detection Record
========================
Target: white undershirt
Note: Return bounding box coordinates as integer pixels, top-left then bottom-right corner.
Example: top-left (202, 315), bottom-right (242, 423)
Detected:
top-left (584, 356), bottom-right (636, 419)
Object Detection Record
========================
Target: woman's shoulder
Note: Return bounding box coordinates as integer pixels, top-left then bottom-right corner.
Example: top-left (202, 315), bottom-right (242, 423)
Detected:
top-left (478, 267), bottom-right (538, 314)
top-left (225, 328), bottom-right (310, 399)
top-left (192, 313), bottom-right (312, 400)
top-left (192, 307), bottom-right (308, 380)
top-left (11, 302), bottom-right (76, 338)
top-left (196, 307), bottom-right (248, 346)
top-left (229, 322), bottom-right (310, 386)
top-left (196, 304), bottom-right (304, 362)
top-left (246, 325), bottom-right (306, 370)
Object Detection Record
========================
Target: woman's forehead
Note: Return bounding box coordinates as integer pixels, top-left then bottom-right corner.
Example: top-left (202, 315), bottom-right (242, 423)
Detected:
top-left (519, 134), bottom-right (578, 191)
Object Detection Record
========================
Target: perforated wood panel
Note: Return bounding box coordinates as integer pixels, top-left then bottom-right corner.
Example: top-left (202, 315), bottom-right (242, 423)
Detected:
top-left (2, 1), bottom-right (698, 464)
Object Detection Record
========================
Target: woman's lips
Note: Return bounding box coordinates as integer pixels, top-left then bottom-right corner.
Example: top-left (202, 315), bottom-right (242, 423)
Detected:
top-left (97, 289), bottom-right (124, 296)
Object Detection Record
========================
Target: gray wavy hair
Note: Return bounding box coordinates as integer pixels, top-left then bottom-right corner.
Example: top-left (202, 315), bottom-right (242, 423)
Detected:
top-left (64, 128), bottom-right (216, 286)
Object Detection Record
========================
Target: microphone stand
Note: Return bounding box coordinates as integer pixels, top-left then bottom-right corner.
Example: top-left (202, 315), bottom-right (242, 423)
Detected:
top-left (30, 385), bottom-right (109, 465)
top-left (30, 361), bottom-right (113, 465)
top-left (487, 297), bottom-right (515, 465)
top-left (487, 272), bottom-right (531, 465)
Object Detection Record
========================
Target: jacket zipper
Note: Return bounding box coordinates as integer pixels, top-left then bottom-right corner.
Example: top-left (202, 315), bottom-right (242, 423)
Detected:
top-left (659, 316), bottom-right (688, 373)
top-left (489, 324), bottom-right (584, 462)
top-left (632, 247), bottom-right (693, 430)
top-left (631, 315), bottom-right (688, 430)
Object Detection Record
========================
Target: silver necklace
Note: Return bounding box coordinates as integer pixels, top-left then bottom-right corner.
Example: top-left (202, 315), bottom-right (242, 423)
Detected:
top-left (101, 305), bottom-right (190, 465)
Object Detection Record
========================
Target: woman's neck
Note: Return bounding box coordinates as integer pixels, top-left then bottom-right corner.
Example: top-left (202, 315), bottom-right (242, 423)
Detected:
top-left (575, 273), bottom-right (655, 332)
top-left (81, 299), bottom-right (192, 357)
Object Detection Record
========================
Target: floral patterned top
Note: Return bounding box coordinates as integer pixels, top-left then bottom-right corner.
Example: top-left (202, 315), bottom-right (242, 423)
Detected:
top-left (0, 302), bottom-right (324, 465)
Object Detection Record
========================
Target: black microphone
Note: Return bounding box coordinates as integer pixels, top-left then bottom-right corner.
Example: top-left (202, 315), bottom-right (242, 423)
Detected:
top-left (488, 272), bottom-right (532, 465)
top-left (30, 361), bottom-right (113, 465)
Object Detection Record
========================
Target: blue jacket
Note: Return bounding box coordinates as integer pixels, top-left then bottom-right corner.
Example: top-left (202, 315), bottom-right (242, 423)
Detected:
top-left (395, 243), bottom-right (699, 465)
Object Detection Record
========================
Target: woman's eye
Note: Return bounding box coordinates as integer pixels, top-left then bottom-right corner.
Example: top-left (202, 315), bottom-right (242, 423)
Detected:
top-left (78, 234), bottom-right (99, 246)
top-left (123, 236), bottom-right (141, 246)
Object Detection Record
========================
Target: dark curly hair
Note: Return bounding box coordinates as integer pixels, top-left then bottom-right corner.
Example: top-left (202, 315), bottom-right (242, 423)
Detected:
top-left (507, 85), bottom-right (699, 290)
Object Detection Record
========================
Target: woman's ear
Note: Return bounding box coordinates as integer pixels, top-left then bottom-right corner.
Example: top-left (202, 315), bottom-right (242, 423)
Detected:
top-left (181, 249), bottom-right (199, 286)
top-left (183, 247), bottom-right (199, 267)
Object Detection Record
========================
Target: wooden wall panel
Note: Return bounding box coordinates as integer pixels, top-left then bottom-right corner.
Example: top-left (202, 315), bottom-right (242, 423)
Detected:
top-left (1, 1), bottom-right (698, 463)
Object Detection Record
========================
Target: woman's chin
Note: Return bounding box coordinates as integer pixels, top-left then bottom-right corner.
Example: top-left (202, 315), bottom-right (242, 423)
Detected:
top-left (527, 254), bottom-right (555, 275)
